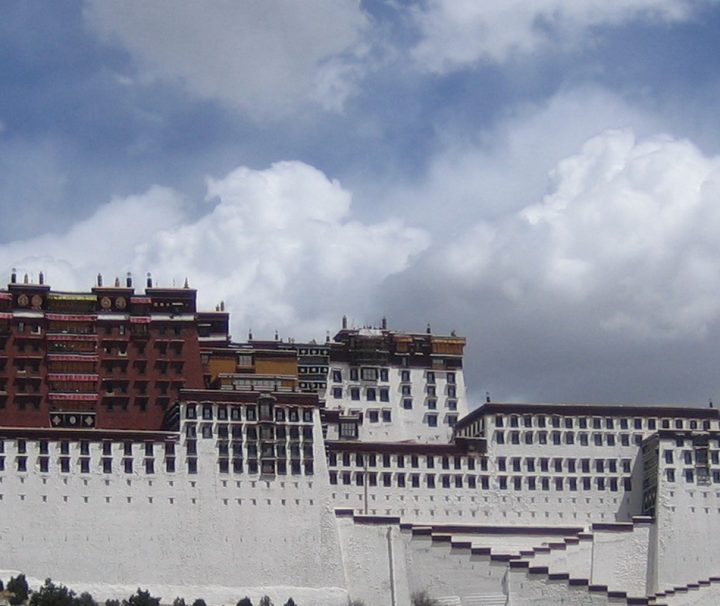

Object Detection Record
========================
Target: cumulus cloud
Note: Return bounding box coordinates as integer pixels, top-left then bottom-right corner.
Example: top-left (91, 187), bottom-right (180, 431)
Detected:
top-left (0, 161), bottom-right (428, 339)
top-left (382, 87), bottom-right (662, 230)
top-left (410, 0), bottom-right (702, 72)
top-left (441, 129), bottom-right (720, 338)
top-left (368, 109), bottom-right (720, 404)
top-left (0, 186), bottom-right (186, 290)
top-left (82, 0), bottom-right (370, 117)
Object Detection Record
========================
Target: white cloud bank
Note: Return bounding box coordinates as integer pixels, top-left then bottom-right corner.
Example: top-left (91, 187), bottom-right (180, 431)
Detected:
top-left (439, 129), bottom-right (720, 340)
top-left (382, 87), bottom-right (663, 229)
top-left (83, 0), bottom-right (370, 117)
top-left (0, 162), bottom-right (428, 339)
top-left (411, 0), bottom-right (703, 72)
top-left (5, 122), bottom-right (720, 347)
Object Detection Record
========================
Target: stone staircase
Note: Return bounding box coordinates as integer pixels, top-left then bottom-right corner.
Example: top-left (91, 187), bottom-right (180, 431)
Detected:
top-left (411, 521), bottom-right (667, 606)
top-left (336, 511), bottom-right (697, 606)
top-left (647, 576), bottom-right (720, 605)
top-left (506, 559), bottom-right (663, 605)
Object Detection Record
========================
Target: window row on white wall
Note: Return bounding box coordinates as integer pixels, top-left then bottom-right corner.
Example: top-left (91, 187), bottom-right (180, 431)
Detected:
top-left (664, 467), bottom-right (720, 483)
top-left (337, 406), bottom-right (456, 427)
top-left (495, 456), bottom-right (633, 474)
top-left (0, 453), bottom-right (171, 474)
top-left (184, 402), bottom-right (315, 423)
top-left (0, 438), bottom-right (171, 457)
top-left (494, 430), bottom-right (644, 447)
top-left (185, 421), bottom-right (314, 440)
top-left (328, 469), bottom-right (633, 492)
top-left (0, 453), bottom-right (315, 476)
top-left (328, 450), bottom-right (636, 476)
top-left (663, 448), bottom-right (720, 465)
top-left (328, 451), bottom-right (479, 470)
top-left (214, 439), bottom-right (314, 460)
top-left (491, 413), bottom-right (716, 431)
top-left (331, 368), bottom-right (457, 384)
top-left (330, 385), bottom-right (458, 401)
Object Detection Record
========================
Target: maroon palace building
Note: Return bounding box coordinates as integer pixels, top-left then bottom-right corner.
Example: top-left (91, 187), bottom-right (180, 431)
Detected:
top-left (0, 270), bottom-right (229, 431)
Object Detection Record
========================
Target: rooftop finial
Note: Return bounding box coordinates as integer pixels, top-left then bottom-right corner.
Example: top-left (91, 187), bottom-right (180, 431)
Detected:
top-left (184, 277), bottom-right (189, 288)
top-left (97, 273), bottom-right (103, 287)
top-left (710, 398), bottom-right (714, 409)
top-left (248, 329), bottom-right (253, 341)
top-left (486, 391), bottom-right (491, 403)
top-left (38, 271), bottom-right (44, 285)
top-left (342, 315), bottom-right (347, 330)
top-left (126, 272), bottom-right (132, 288)
top-left (381, 316), bottom-right (387, 330)
top-left (274, 330), bottom-right (279, 341)
top-left (114, 276), bottom-right (120, 288)
top-left (10, 268), bottom-right (16, 284)
top-left (23, 273), bottom-right (29, 284)
top-left (426, 322), bottom-right (431, 334)
top-left (220, 300), bottom-right (225, 312)
top-left (146, 272), bottom-right (152, 288)
top-left (326, 330), bottom-right (330, 343)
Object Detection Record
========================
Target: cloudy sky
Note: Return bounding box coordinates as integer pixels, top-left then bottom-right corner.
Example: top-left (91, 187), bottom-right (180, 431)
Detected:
top-left (2, 1), bottom-right (720, 406)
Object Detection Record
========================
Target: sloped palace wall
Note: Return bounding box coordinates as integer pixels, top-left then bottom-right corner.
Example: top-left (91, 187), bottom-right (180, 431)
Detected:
top-left (0, 419), bottom-right (349, 606)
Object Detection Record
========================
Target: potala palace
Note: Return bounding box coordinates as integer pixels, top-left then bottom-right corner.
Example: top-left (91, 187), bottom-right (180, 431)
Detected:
top-left (0, 272), bottom-right (718, 606)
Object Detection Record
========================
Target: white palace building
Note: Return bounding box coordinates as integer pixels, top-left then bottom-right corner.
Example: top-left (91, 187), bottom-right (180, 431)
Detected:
top-left (0, 277), bottom-right (719, 605)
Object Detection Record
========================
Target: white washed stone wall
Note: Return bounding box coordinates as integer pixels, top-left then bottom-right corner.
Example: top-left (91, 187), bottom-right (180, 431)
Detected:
top-left (590, 525), bottom-right (651, 595)
top-left (506, 569), bottom-right (608, 606)
top-left (401, 532), bottom-right (507, 604)
top-left (654, 441), bottom-right (720, 591)
top-left (0, 411), bottom-right (348, 605)
top-left (335, 517), bottom-right (412, 606)
top-left (324, 364), bottom-right (469, 443)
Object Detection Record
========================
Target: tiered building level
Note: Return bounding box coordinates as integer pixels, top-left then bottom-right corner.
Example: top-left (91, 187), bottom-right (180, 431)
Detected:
top-left (0, 275), bottom-right (719, 606)
top-left (0, 272), bottom-right (215, 430)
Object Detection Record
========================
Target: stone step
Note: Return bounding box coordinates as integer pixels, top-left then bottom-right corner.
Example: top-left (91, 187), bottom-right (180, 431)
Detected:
top-left (463, 594), bottom-right (507, 606)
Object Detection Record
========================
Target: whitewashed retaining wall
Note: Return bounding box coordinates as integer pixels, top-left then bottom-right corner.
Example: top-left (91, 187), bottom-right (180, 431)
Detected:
top-left (0, 415), bottom-right (348, 605)
top-left (335, 516), bottom-right (411, 606)
top-left (663, 585), bottom-right (720, 606)
top-left (652, 435), bottom-right (720, 592)
top-left (506, 569), bottom-right (607, 606)
top-left (590, 524), bottom-right (651, 596)
top-left (654, 484), bottom-right (720, 591)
